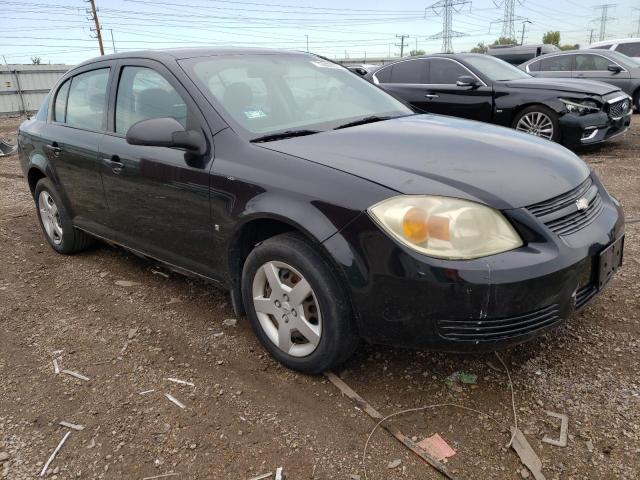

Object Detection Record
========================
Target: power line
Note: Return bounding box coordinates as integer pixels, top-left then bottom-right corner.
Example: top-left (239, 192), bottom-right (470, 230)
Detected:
top-left (428, 0), bottom-right (472, 53)
top-left (594, 4), bottom-right (616, 42)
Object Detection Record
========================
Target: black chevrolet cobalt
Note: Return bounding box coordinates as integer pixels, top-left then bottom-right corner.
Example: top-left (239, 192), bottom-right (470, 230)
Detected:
top-left (18, 48), bottom-right (624, 373)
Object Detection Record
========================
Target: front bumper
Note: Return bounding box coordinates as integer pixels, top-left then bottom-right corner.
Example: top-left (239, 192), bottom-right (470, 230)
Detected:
top-left (559, 106), bottom-right (632, 148)
top-left (322, 181), bottom-right (624, 352)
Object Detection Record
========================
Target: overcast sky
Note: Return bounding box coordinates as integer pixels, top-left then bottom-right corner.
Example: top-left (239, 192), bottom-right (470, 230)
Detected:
top-left (2, 0), bottom-right (639, 65)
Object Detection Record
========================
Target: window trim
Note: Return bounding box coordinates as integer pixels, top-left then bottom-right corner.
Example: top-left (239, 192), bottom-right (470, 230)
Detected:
top-left (52, 78), bottom-right (70, 124)
top-left (47, 62), bottom-right (114, 134)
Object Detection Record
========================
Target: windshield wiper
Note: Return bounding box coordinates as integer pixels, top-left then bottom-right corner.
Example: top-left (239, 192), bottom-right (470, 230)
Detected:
top-left (250, 129), bottom-right (320, 143)
top-left (333, 115), bottom-right (392, 130)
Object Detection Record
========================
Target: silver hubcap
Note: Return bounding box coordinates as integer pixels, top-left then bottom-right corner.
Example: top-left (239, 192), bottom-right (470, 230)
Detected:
top-left (252, 261), bottom-right (321, 357)
top-left (38, 191), bottom-right (63, 245)
top-left (516, 112), bottom-right (554, 140)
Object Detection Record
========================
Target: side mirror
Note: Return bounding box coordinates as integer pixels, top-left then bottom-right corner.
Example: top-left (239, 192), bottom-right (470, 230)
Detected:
top-left (607, 64), bottom-right (623, 73)
top-left (456, 75), bottom-right (480, 88)
top-left (126, 117), bottom-right (206, 155)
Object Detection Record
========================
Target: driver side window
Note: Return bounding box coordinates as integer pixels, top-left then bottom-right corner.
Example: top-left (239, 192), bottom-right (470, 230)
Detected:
top-left (115, 66), bottom-right (189, 135)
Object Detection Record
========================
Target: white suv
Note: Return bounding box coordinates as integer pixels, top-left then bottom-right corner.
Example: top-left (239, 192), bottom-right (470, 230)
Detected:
top-left (588, 38), bottom-right (640, 58)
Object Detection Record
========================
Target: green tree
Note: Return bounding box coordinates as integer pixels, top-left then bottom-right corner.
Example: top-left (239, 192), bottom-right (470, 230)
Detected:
top-left (409, 49), bottom-right (425, 56)
top-left (542, 31), bottom-right (561, 46)
top-left (470, 41), bottom-right (488, 53)
top-left (31, 56), bottom-right (42, 65)
top-left (492, 37), bottom-right (516, 46)
top-left (560, 44), bottom-right (579, 51)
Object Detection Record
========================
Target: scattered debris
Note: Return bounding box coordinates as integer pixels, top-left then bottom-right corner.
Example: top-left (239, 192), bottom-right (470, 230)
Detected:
top-left (166, 297), bottom-right (182, 305)
top-left (274, 467), bottom-right (284, 480)
top-left (222, 318), bottom-right (237, 327)
top-left (542, 411), bottom-right (568, 447)
top-left (323, 372), bottom-right (455, 480)
top-left (213, 332), bottom-right (224, 338)
top-left (417, 434), bottom-right (456, 461)
top-left (119, 341), bottom-right (129, 356)
top-left (127, 327), bottom-right (138, 340)
top-left (59, 421), bottom-right (84, 431)
top-left (445, 371), bottom-right (477, 391)
top-left (139, 389), bottom-right (155, 395)
top-left (61, 369), bottom-right (90, 381)
top-left (248, 473), bottom-right (272, 480)
top-left (495, 352), bottom-right (519, 448)
top-left (510, 428), bottom-right (546, 480)
top-left (53, 359), bottom-right (60, 374)
top-left (0, 139), bottom-right (17, 157)
top-left (142, 474), bottom-right (179, 480)
top-left (39, 431), bottom-right (71, 477)
top-left (586, 440), bottom-right (594, 453)
top-left (164, 393), bottom-right (186, 409)
top-left (349, 475), bottom-right (362, 480)
top-left (151, 269), bottom-right (170, 278)
top-left (166, 377), bottom-right (195, 387)
top-left (52, 349), bottom-right (63, 356)
top-left (115, 280), bottom-right (140, 287)
top-left (520, 467), bottom-right (531, 478)
top-left (486, 361), bottom-right (502, 372)
top-left (0, 452), bottom-right (8, 462)
top-left (99, 271), bottom-right (108, 278)
top-left (387, 459), bottom-right (401, 469)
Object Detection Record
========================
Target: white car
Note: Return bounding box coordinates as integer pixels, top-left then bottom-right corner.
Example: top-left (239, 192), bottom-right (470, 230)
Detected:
top-left (588, 38), bottom-right (640, 58)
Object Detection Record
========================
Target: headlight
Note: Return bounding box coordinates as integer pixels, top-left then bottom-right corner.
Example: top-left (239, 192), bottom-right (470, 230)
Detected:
top-left (368, 195), bottom-right (523, 260)
top-left (560, 98), bottom-right (601, 115)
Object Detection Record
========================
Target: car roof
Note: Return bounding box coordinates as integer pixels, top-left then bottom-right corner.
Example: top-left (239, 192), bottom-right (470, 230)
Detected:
top-left (71, 47), bottom-right (311, 70)
top-left (590, 37), bottom-right (640, 47)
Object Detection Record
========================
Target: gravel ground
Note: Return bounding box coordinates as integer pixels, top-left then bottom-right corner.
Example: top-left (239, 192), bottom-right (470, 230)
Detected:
top-left (0, 115), bottom-right (638, 480)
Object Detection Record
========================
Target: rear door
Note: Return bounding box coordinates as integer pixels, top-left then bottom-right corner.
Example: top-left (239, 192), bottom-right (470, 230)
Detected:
top-left (98, 59), bottom-right (217, 277)
top-left (419, 58), bottom-right (493, 122)
top-left (529, 54), bottom-right (573, 79)
top-left (573, 53), bottom-right (631, 91)
top-left (44, 64), bottom-right (112, 232)
top-left (372, 59), bottom-right (429, 110)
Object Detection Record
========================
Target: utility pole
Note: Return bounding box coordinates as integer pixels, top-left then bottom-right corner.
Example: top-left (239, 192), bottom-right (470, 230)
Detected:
top-left (395, 34), bottom-right (409, 57)
top-left (86, 0), bottom-right (104, 55)
top-left (587, 28), bottom-right (595, 44)
top-left (305, 34), bottom-right (309, 53)
top-left (594, 4), bottom-right (616, 42)
top-left (427, 0), bottom-right (471, 53)
top-left (108, 28), bottom-right (116, 53)
top-left (633, 8), bottom-right (640, 36)
top-left (520, 19), bottom-right (531, 45)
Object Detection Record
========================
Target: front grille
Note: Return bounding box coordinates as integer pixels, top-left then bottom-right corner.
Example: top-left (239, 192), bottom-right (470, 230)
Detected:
top-left (607, 98), bottom-right (631, 120)
top-left (575, 284), bottom-right (597, 310)
top-left (437, 304), bottom-right (561, 341)
top-left (526, 177), bottom-right (604, 236)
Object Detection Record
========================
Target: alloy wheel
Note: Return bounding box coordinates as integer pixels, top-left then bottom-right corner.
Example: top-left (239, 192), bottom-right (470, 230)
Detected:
top-left (251, 260), bottom-right (321, 357)
top-left (516, 111), bottom-right (554, 140)
top-left (38, 191), bottom-right (63, 245)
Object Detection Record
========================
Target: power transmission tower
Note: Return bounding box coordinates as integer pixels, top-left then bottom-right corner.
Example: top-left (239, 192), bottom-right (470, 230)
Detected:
top-left (492, 0), bottom-right (525, 41)
top-left (395, 34), bottom-right (409, 57)
top-left (427, 0), bottom-right (471, 53)
top-left (85, 0), bottom-right (105, 55)
top-left (594, 4), bottom-right (616, 42)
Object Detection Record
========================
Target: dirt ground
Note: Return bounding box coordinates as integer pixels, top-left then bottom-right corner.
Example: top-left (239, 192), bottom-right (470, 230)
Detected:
top-left (0, 114), bottom-right (638, 480)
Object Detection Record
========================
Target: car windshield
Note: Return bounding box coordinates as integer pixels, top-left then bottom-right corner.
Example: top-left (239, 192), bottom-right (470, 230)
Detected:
top-left (462, 55), bottom-right (531, 81)
top-left (180, 54), bottom-right (412, 138)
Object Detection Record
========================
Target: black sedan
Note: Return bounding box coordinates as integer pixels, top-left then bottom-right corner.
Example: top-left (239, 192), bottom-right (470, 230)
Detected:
top-left (18, 48), bottom-right (624, 373)
top-left (366, 53), bottom-right (632, 147)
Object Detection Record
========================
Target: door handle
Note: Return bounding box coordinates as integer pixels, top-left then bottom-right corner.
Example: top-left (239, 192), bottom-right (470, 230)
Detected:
top-left (103, 155), bottom-right (124, 174)
top-left (425, 93), bottom-right (439, 99)
top-left (45, 143), bottom-right (62, 156)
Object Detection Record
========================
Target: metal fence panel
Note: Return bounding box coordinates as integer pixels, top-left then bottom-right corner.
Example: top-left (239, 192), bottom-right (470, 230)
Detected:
top-left (0, 64), bottom-right (71, 116)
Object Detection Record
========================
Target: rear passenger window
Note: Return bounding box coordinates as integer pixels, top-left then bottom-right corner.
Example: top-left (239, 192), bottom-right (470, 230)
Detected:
top-left (115, 66), bottom-right (188, 135)
top-left (374, 66), bottom-right (392, 83)
top-left (53, 79), bottom-right (70, 122)
top-left (527, 60), bottom-right (541, 72)
top-left (616, 42), bottom-right (640, 57)
top-left (389, 60), bottom-right (424, 84)
top-left (539, 55), bottom-right (572, 72)
top-left (66, 69), bottom-right (109, 131)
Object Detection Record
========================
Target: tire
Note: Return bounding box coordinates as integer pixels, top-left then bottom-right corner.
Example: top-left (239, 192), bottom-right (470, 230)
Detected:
top-left (34, 178), bottom-right (93, 254)
top-left (241, 232), bottom-right (359, 373)
top-left (634, 89), bottom-right (640, 113)
top-left (512, 105), bottom-right (561, 143)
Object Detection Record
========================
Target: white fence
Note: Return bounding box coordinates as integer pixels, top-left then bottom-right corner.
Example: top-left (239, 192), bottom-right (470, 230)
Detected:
top-left (0, 64), bottom-right (71, 116)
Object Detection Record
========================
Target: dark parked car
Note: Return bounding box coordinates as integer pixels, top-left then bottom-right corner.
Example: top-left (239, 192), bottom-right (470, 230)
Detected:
top-left (520, 49), bottom-right (640, 111)
top-left (366, 53), bottom-right (632, 147)
top-left (18, 48), bottom-right (624, 373)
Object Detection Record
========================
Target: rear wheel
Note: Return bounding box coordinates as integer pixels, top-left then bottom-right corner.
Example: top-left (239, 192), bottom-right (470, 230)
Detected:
top-left (241, 232), bottom-right (358, 373)
top-left (513, 105), bottom-right (560, 143)
top-left (633, 89), bottom-right (640, 112)
top-left (34, 178), bottom-right (93, 254)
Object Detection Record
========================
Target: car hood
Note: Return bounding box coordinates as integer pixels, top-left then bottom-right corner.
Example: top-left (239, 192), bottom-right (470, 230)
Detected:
top-left (502, 77), bottom-right (619, 96)
top-left (259, 115), bottom-right (590, 210)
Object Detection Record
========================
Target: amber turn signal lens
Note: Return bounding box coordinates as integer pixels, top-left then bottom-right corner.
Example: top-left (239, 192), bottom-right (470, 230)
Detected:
top-left (402, 207), bottom-right (429, 243)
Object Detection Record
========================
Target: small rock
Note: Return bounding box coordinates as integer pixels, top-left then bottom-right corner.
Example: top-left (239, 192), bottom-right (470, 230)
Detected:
top-left (99, 271), bottom-right (108, 278)
top-left (586, 440), bottom-right (594, 453)
top-left (222, 318), bottom-right (237, 327)
top-left (115, 280), bottom-right (139, 287)
top-left (189, 444), bottom-right (197, 450)
top-left (127, 328), bottom-right (138, 340)
top-left (520, 468), bottom-right (530, 478)
top-left (350, 475), bottom-right (362, 480)
top-left (387, 459), bottom-right (401, 469)
top-left (0, 453), bottom-right (7, 463)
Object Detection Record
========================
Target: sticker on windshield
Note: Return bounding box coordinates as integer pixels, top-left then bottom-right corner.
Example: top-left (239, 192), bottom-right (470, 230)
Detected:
top-left (244, 109), bottom-right (267, 120)
top-left (310, 60), bottom-right (341, 69)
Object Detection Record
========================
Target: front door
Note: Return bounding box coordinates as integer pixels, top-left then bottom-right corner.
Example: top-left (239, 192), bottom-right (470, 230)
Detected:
top-left (99, 60), bottom-right (217, 277)
top-left (572, 53), bottom-right (631, 92)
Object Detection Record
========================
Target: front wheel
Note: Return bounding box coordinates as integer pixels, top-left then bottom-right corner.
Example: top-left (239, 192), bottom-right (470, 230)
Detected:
top-left (241, 232), bottom-right (358, 373)
top-left (512, 105), bottom-right (561, 143)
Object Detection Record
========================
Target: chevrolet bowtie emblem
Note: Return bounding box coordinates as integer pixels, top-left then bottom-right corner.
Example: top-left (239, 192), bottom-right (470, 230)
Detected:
top-left (576, 197), bottom-right (589, 211)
